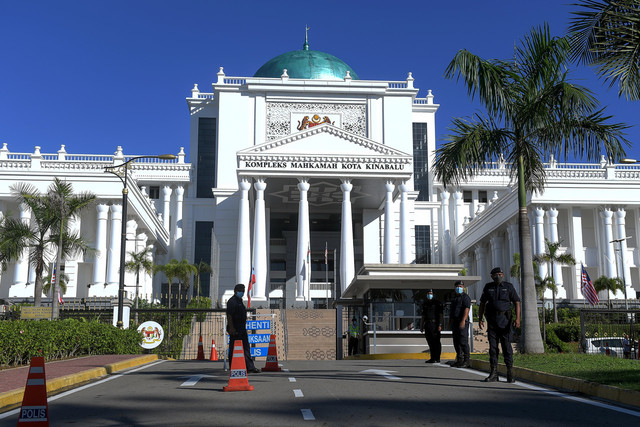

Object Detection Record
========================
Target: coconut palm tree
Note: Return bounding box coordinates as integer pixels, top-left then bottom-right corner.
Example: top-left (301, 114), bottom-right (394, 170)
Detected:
top-left (125, 247), bottom-right (154, 324)
top-left (174, 259), bottom-right (197, 308)
top-left (434, 24), bottom-right (628, 353)
top-left (592, 275), bottom-right (625, 308)
top-left (569, 0), bottom-right (640, 100)
top-left (193, 260), bottom-right (212, 301)
top-left (42, 271), bottom-right (69, 297)
top-left (533, 239), bottom-right (576, 323)
top-left (156, 260), bottom-right (179, 308)
top-left (0, 178), bottom-right (95, 309)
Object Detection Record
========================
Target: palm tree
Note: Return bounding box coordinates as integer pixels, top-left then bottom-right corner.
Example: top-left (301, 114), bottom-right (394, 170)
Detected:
top-left (434, 24), bottom-right (628, 354)
top-left (42, 271), bottom-right (69, 297)
top-left (0, 178), bottom-right (95, 309)
top-left (534, 239), bottom-right (576, 323)
top-left (592, 275), bottom-right (625, 308)
top-left (193, 260), bottom-right (212, 301)
top-left (569, 0), bottom-right (640, 100)
top-left (156, 260), bottom-right (179, 308)
top-left (174, 259), bottom-right (197, 308)
top-left (125, 247), bottom-right (154, 324)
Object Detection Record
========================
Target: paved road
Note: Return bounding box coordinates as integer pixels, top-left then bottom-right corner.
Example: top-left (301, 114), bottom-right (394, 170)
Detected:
top-left (1, 359), bottom-right (638, 426)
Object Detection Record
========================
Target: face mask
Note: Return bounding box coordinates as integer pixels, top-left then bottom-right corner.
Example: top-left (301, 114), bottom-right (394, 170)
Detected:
top-left (427, 294), bottom-right (433, 300)
top-left (236, 291), bottom-right (244, 298)
top-left (493, 275), bottom-right (503, 284)
top-left (455, 287), bottom-right (464, 295)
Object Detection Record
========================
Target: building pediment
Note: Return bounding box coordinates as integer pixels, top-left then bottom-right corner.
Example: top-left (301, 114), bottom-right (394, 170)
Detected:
top-left (237, 124), bottom-right (413, 178)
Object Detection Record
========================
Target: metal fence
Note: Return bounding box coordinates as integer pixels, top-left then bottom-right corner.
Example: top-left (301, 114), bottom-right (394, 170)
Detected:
top-left (580, 309), bottom-right (638, 359)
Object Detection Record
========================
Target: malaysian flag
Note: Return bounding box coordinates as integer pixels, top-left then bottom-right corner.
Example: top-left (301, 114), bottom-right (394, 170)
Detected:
top-left (248, 267), bottom-right (255, 308)
top-left (581, 264), bottom-right (599, 307)
top-left (325, 242), bottom-right (328, 265)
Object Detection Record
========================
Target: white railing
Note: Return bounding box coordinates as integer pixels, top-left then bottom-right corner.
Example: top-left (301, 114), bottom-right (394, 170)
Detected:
top-left (223, 77), bottom-right (246, 85)
top-left (196, 93), bottom-right (214, 99)
top-left (388, 81), bottom-right (408, 89)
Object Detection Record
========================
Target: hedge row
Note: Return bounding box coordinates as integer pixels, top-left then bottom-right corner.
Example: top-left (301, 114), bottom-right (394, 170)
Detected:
top-left (0, 318), bottom-right (142, 367)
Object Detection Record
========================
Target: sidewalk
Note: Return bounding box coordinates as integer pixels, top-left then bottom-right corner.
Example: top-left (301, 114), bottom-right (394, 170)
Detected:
top-left (0, 354), bottom-right (159, 411)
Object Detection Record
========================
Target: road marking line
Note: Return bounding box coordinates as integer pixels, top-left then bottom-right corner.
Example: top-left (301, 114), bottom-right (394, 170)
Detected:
top-left (289, 377), bottom-right (296, 382)
top-left (0, 360), bottom-right (166, 420)
top-left (459, 367), bottom-right (640, 418)
top-left (293, 389), bottom-right (304, 397)
top-left (283, 368), bottom-right (290, 372)
top-left (301, 409), bottom-right (315, 420)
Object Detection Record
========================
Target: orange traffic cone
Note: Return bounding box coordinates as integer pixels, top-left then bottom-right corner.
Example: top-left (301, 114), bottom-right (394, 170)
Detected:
top-left (262, 334), bottom-right (282, 372)
top-left (17, 356), bottom-right (49, 426)
top-left (210, 338), bottom-right (218, 361)
top-left (195, 334), bottom-right (205, 360)
top-left (223, 340), bottom-right (254, 392)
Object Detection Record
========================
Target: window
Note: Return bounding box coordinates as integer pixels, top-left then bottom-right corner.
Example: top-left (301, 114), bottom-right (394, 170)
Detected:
top-left (479, 190), bottom-right (488, 203)
top-left (194, 221), bottom-right (214, 297)
top-left (412, 123), bottom-right (429, 201)
top-left (415, 225), bottom-right (431, 264)
top-left (270, 260), bottom-right (286, 271)
top-left (148, 186), bottom-right (160, 200)
top-left (463, 190), bottom-right (472, 203)
top-left (197, 118), bottom-right (217, 198)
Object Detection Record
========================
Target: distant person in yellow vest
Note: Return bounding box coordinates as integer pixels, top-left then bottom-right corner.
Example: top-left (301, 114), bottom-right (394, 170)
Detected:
top-left (348, 317), bottom-right (360, 355)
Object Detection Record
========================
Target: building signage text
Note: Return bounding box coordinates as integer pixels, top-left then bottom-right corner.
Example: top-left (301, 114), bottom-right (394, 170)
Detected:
top-left (242, 160), bottom-right (406, 171)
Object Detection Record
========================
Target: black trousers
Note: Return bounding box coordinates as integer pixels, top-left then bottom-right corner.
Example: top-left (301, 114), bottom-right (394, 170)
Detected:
top-left (424, 325), bottom-right (441, 360)
top-left (452, 320), bottom-right (470, 361)
top-left (228, 333), bottom-right (256, 370)
top-left (348, 336), bottom-right (359, 355)
top-left (488, 325), bottom-right (513, 368)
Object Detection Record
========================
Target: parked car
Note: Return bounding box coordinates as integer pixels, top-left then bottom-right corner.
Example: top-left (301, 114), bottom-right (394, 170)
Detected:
top-left (583, 337), bottom-right (635, 358)
top-left (0, 298), bottom-right (13, 320)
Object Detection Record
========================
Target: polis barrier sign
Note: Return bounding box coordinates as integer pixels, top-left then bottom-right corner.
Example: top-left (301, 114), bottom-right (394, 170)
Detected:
top-left (228, 319), bottom-right (272, 357)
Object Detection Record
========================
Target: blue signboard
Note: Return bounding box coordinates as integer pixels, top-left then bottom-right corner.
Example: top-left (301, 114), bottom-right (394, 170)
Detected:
top-left (251, 347), bottom-right (267, 357)
top-left (248, 334), bottom-right (271, 344)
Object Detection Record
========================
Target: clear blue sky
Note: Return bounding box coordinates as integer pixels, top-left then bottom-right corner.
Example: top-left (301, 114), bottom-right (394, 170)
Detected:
top-left (1, 1), bottom-right (638, 162)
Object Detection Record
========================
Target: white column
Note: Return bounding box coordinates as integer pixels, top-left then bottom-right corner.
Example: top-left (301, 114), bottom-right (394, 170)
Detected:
top-left (252, 179), bottom-right (267, 303)
top-left (569, 207), bottom-right (584, 300)
top-left (296, 179), bottom-right (310, 300)
top-left (547, 206), bottom-right (565, 298)
top-left (441, 190), bottom-right (451, 264)
top-left (236, 179), bottom-right (252, 287)
top-left (399, 182), bottom-right (410, 264)
top-left (533, 206), bottom-right (547, 279)
top-left (473, 245), bottom-right (488, 300)
top-left (13, 204), bottom-right (31, 287)
top-left (383, 181), bottom-right (395, 264)
top-left (162, 186), bottom-right (172, 232)
top-left (106, 204), bottom-right (122, 286)
top-left (173, 186), bottom-right (184, 260)
top-left (614, 208), bottom-right (631, 298)
top-left (340, 179), bottom-right (355, 293)
top-left (92, 204), bottom-right (109, 288)
top-left (490, 234), bottom-right (504, 272)
top-left (601, 208), bottom-right (616, 278)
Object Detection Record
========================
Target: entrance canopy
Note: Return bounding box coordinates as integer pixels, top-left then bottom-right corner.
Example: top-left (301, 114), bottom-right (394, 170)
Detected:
top-left (340, 264), bottom-right (481, 300)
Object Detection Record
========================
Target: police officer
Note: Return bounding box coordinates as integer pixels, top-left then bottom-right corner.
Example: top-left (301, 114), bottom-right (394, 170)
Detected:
top-left (478, 267), bottom-right (521, 383)
top-left (226, 284), bottom-right (260, 373)
top-left (449, 280), bottom-right (471, 368)
top-left (348, 317), bottom-right (360, 355)
top-left (421, 289), bottom-right (443, 363)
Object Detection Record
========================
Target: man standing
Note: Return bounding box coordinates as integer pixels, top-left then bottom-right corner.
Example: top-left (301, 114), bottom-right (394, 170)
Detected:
top-left (421, 289), bottom-right (443, 363)
top-left (478, 267), bottom-right (520, 383)
top-left (226, 284), bottom-right (260, 373)
top-left (449, 280), bottom-right (471, 368)
top-left (348, 317), bottom-right (360, 356)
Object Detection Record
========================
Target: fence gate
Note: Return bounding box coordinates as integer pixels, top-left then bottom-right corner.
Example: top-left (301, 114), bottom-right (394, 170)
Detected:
top-left (580, 309), bottom-right (638, 359)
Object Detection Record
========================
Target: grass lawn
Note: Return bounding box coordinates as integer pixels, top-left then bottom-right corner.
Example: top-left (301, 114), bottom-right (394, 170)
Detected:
top-left (473, 353), bottom-right (640, 392)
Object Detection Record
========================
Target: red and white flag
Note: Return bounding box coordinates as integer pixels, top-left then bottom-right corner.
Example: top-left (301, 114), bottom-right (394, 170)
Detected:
top-left (580, 264), bottom-right (599, 307)
top-left (325, 242), bottom-right (328, 265)
top-left (248, 267), bottom-right (255, 308)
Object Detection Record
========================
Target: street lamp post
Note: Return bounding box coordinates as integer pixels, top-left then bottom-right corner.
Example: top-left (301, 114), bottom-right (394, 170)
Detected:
top-left (105, 154), bottom-right (177, 328)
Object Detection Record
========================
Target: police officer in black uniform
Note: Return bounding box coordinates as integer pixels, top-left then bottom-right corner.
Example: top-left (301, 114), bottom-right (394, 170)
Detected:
top-left (478, 267), bottom-right (521, 382)
top-left (421, 289), bottom-right (443, 363)
top-left (449, 280), bottom-right (471, 368)
top-left (226, 284), bottom-right (260, 373)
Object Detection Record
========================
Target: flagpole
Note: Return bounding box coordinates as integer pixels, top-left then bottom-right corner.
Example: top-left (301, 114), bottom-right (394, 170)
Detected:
top-left (325, 241), bottom-right (328, 309)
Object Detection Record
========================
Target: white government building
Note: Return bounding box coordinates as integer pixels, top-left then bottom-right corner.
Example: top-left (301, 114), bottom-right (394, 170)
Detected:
top-left (0, 40), bottom-right (638, 308)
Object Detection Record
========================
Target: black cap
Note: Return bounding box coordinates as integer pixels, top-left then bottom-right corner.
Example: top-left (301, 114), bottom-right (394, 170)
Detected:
top-left (454, 280), bottom-right (464, 286)
top-left (490, 267), bottom-right (503, 275)
top-left (234, 283), bottom-right (245, 292)
top-left (427, 289), bottom-right (434, 293)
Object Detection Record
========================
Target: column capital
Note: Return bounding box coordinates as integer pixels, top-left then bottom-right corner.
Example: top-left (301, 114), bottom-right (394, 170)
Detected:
top-left (600, 207), bottom-right (613, 220)
top-left (534, 206), bottom-right (545, 218)
top-left (254, 179), bottom-right (267, 192)
top-left (238, 178), bottom-right (252, 191)
top-left (162, 186), bottom-right (172, 200)
top-left (297, 180), bottom-right (310, 192)
top-left (440, 190), bottom-right (450, 201)
top-left (453, 190), bottom-right (463, 200)
top-left (614, 207), bottom-right (626, 220)
top-left (341, 181), bottom-right (353, 193)
top-left (385, 181), bottom-right (395, 193)
top-left (175, 186), bottom-right (184, 197)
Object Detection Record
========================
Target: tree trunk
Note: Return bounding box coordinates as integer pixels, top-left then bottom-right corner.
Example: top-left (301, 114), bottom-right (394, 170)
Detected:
top-left (518, 157), bottom-right (545, 353)
top-left (552, 291), bottom-right (558, 323)
top-left (52, 218), bottom-right (64, 319)
top-left (34, 259), bottom-right (44, 307)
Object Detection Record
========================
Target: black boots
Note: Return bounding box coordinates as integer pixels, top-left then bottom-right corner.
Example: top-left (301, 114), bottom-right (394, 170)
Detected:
top-left (451, 357), bottom-right (470, 368)
top-left (484, 366), bottom-right (499, 382)
top-left (506, 367), bottom-right (515, 383)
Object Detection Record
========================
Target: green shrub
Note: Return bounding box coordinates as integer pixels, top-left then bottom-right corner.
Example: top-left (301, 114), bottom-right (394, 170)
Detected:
top-left (545, 327), bottom-right (571, 353)
top-left (0, 318), bottom-right (142, 367)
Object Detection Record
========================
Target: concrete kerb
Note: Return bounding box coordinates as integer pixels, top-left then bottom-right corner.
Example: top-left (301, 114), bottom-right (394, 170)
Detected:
top-left (469, 359), bottom-right (640, 409)
top-left (0, 354), bottom-right (160, 412)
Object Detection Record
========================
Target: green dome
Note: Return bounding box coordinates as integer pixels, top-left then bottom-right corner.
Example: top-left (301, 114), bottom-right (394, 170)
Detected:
top-left (254, 45), bottom-right (359, 80)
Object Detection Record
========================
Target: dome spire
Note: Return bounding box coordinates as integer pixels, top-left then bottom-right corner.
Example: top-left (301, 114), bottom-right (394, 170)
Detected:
top-left (303, 25), bottom-right (310, 50)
